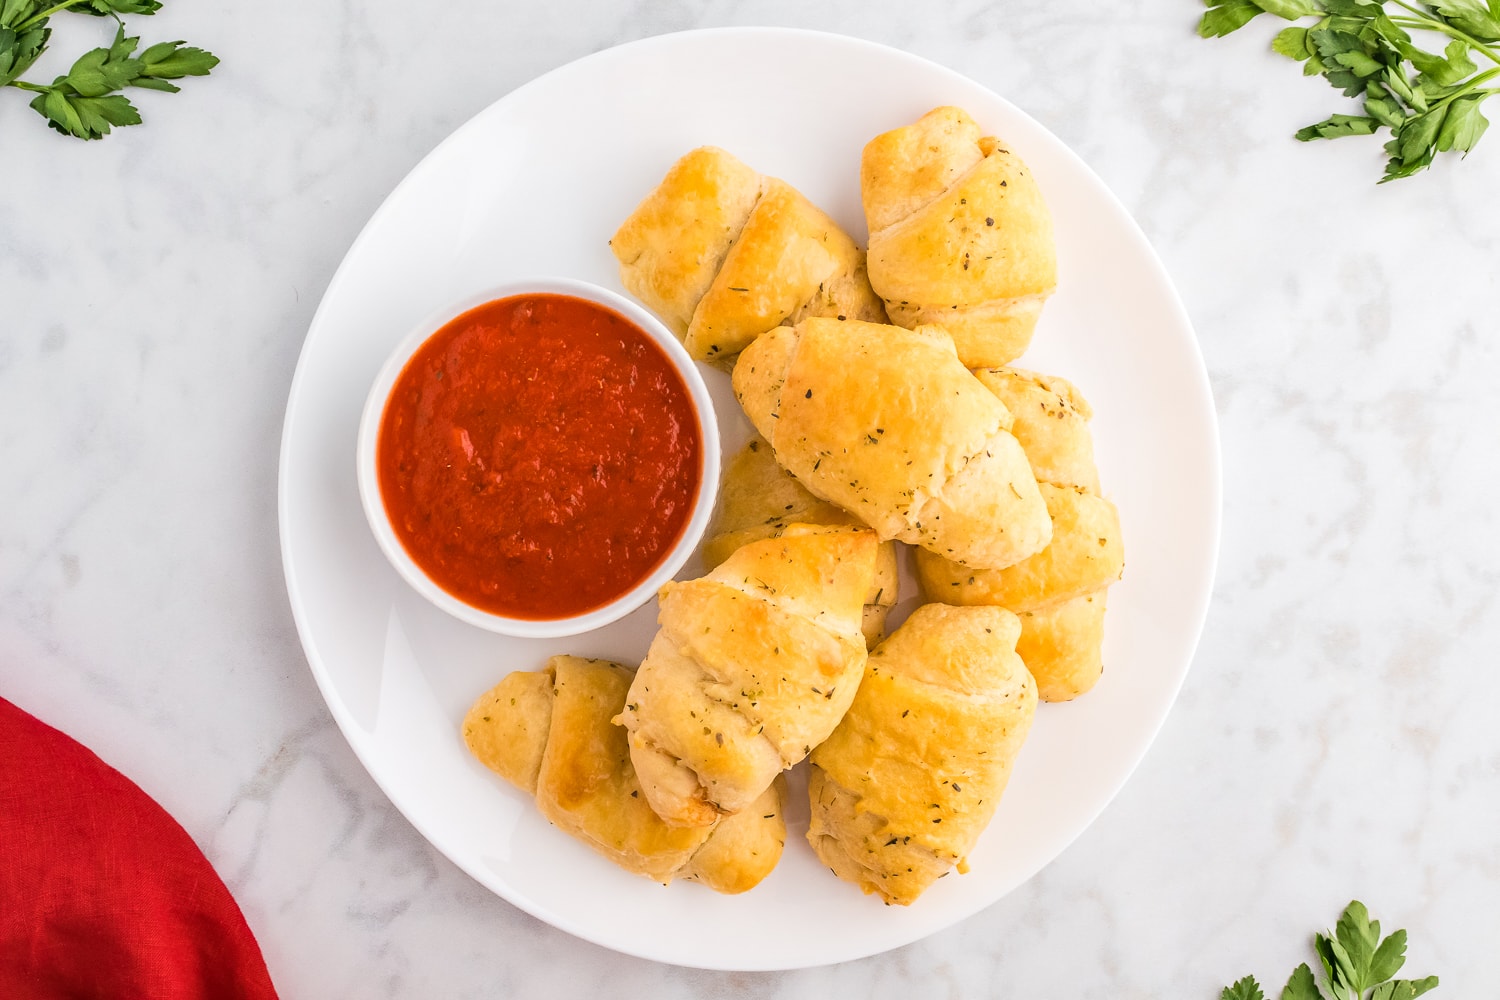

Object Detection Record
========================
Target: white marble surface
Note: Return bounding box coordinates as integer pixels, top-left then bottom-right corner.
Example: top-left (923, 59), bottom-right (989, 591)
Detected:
top-left (2, 2), bottom-right (1497, 996)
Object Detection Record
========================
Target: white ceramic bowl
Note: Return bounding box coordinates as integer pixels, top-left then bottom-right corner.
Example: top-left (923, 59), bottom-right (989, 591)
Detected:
top-left (355, 277), bottom-right (720, 639)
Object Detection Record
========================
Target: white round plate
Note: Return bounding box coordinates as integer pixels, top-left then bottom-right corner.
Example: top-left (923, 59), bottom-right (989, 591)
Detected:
top-left (279, 27), bottom-right (1220, 971)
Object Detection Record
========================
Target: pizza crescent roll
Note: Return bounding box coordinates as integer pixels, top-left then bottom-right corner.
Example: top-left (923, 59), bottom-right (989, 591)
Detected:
top-left (916, 368), bottom-right (1123, 701)
top-left (862, 107), bottom-right (1057, 368)
top-left (616, 524), bottom-right (877, 828)
top-left (463, 656), bottom-right (786, 893)
top-left (973, 367), bottom-right (1099, 494)
top-left (611, 146), bottom-right (886, 365)
top-left (704, 435), bottom-right (900, 645)
top-left (732, 317), bottom-right (1051, 571)
top-left (807, 603), bottom-right (1037, 905)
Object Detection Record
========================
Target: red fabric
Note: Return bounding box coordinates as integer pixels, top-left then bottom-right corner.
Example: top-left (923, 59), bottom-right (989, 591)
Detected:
top-left (0, 696), bottom-right (279, 1000)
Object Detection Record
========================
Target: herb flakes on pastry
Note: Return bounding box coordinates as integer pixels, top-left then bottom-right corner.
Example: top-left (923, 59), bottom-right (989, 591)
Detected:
top-left (733, 316), bottom-right (1051, 572)
top-left (806, 603), bottom-right (1037, 905)
top-left (611, 146), bottom-right (886, 365)
top-left (463, 655), bottom-right (786, 893)
top-left (615, 523), bottom-right (877, 828)
top-left (862, 106), bottom-right (1057, 369)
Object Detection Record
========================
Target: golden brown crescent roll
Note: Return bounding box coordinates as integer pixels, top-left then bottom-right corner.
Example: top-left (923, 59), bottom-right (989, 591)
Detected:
top-left (973, 368), bottom-right (1099, 494)
top-left (1014, 592), bottom-right (1107, 703)
top-left (704, 436), bottom-right (899, 645)
top-left (916, 367), bottom-right (1124, 701)
top-left (806, 603), bottom-right (1038, 905)
top-left (615, 524), bottom-right (877, 828)
top-left (918, 484), bottom-right (1122, 610)
top-left (862, 107), bottom-right (1057, 368)
top-left (732, 317), bottom-right (1051, 571)
top-left (462, 656), bottom-right (786, 894)
top-left (611, 146), bottom-right (886, 364)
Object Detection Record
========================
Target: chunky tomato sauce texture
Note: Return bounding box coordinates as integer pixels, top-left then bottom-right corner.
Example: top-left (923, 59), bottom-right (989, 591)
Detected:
top-left (376, 294), bottom-right (702, 619)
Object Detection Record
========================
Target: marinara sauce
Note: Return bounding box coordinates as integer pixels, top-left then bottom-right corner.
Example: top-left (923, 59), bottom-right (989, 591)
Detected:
top-left (376, 293), bottom-right (702, 619)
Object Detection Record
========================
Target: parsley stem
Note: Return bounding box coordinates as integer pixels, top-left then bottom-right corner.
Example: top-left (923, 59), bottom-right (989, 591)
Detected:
top-left (4, 79), bottom-right (50, 93)
top-left (1388, 0), bottom-right (1500, 66)
top-left (1422, 66), bottom-right (1500, 111)
top-left (16, 0), bottom-right (87, 31)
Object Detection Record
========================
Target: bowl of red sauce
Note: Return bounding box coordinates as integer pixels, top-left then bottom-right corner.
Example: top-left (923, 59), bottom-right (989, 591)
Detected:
top-left (356, 278), bottom-right (719, 638)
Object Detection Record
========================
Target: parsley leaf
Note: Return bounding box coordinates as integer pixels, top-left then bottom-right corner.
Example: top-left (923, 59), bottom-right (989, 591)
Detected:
top-left (1282, 964), bottom-right (1322, 1000)
top-left (62, 28), bottom-right (143, 97)
top-left (1429, 0), bottom-right (1500, 41)
top-left (0, 23), bottom-right (49, 86)
top-left (75, 0), bottom-right (163, 15)
top-left (2, 1), bottom-right (214, 140)
top-left (1221, 902), bottom-right (1439, 1000)
top-left (135, 38), bottom-right (216, 91)
top-left (28, 87), bottom-right (140, 138)
top-left (1223, 976), bottom-right (1269, 1000)
top-left (0, 0), bottom-right (41, 28)
top-left (1198, 0), bottom-right (1500, 180)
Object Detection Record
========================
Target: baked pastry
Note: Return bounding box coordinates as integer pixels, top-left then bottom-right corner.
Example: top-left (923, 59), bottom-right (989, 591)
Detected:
top-left (917, 482), bottom-right (1122, 607)
top-left (806, 603), bottom-right (1037, 905)
top-left (861, 107), bottom-right (1057, 368)
top-left (462, 655), bottom-right (786, 893)
top-left (974, 367), bottom-right (1099, 493)
top-left (916, 368), bottom-right (1123, 700)
top-left (611, 146), bottom-right (886, 364)
top-left (704, 435), bottom-right (899, 645)
top-left (732, 317), bottom-right (1051, 571)
top-left (616, 523), bottom-right (876, 827)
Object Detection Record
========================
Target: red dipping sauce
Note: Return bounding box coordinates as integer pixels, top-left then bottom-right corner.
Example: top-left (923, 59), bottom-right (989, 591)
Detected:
top-left (375, 293), bottom-right (702, 620)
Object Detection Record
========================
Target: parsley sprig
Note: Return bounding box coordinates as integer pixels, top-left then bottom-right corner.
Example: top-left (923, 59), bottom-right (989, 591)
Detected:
top-left (1, 0), bottom-right (215, 140)
top-left (1221, 901), bottom-right (1439, 1000)
top-left (1199, 0), bottom-right (1500, 181)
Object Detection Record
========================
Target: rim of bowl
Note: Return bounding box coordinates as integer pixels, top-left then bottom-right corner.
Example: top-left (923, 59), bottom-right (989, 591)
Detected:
top-left (354, 277), bottom-right (721, 639)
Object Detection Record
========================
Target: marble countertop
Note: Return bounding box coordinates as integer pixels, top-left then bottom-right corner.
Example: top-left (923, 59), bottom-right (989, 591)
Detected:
top-left (3, 2), bottom-right (1496, 996)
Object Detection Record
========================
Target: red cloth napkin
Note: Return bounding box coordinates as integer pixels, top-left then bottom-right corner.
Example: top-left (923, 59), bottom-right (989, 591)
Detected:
top-left (0, 696), bottom-right (279, 1000)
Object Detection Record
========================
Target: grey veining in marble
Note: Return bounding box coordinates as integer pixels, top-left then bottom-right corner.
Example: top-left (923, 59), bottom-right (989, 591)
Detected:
top-left (2, 2), bottom-right (1497, 996)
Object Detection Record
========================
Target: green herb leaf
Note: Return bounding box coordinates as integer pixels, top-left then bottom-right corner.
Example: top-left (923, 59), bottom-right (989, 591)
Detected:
top-left (1410, 39), bottom-right (1477, 86)
top-left (1371, 979), bottom-right (1439, 1000)
top-left (76, 0), bottom-right (163, 16)
top-left (59, 26), bottom-right (141, 96)
top-left (1397, 107), bottom-right (1447, 162)
top-left (0, 22), bottom-right (48, 85)
top-left (1296, 112), bottom-right (1381, 139)
top-left (1274, 25), bottom-right (1314, 59)
top-left (1367, 927), bottom-right (1408, 984)
top-left (1258, 0), bottom-right (1318, 17)
top-left (1436, 94), bottom-right (1490, 150)
top-left (1430, 0), bottom-right (1500, 41)
top-left (138, 39), bottom-right (218, 80)
top-left (1200, 0), bottom-right (1269, 38)
top-left (0, 0), bottom-right (39, 29)
top-left (28, 87), bottom-right (140, 138)
top-left (1222, 976), bottom-right (1268, 1000)
top-left (1333, 900), bottom-right (1381, 994)
top-left (1364, 86), bottom-right (1406, 126)
top-left (1280, 963), bottom-right (1321, 1000)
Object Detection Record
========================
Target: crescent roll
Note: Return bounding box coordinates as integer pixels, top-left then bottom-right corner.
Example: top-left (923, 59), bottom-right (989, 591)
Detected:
top-left (463, 656), bottom-right (786, 893)
top-left (862, 106), bottom-right (1057, 368)
top-left (974, 367), bottom-right (1099, 494)
top-left (704, 436), bottom-right (899, 645)
top-left (807, 604), bottom-right (1038, 905)
top-left (917, 368), bottom-right (1123, 701)
top-left (616, 523), bottom-right (877, 828)
top-left (732, 317), bottom-right (1051, 571)
top-left (611, 146), bottom-right (886, 364)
